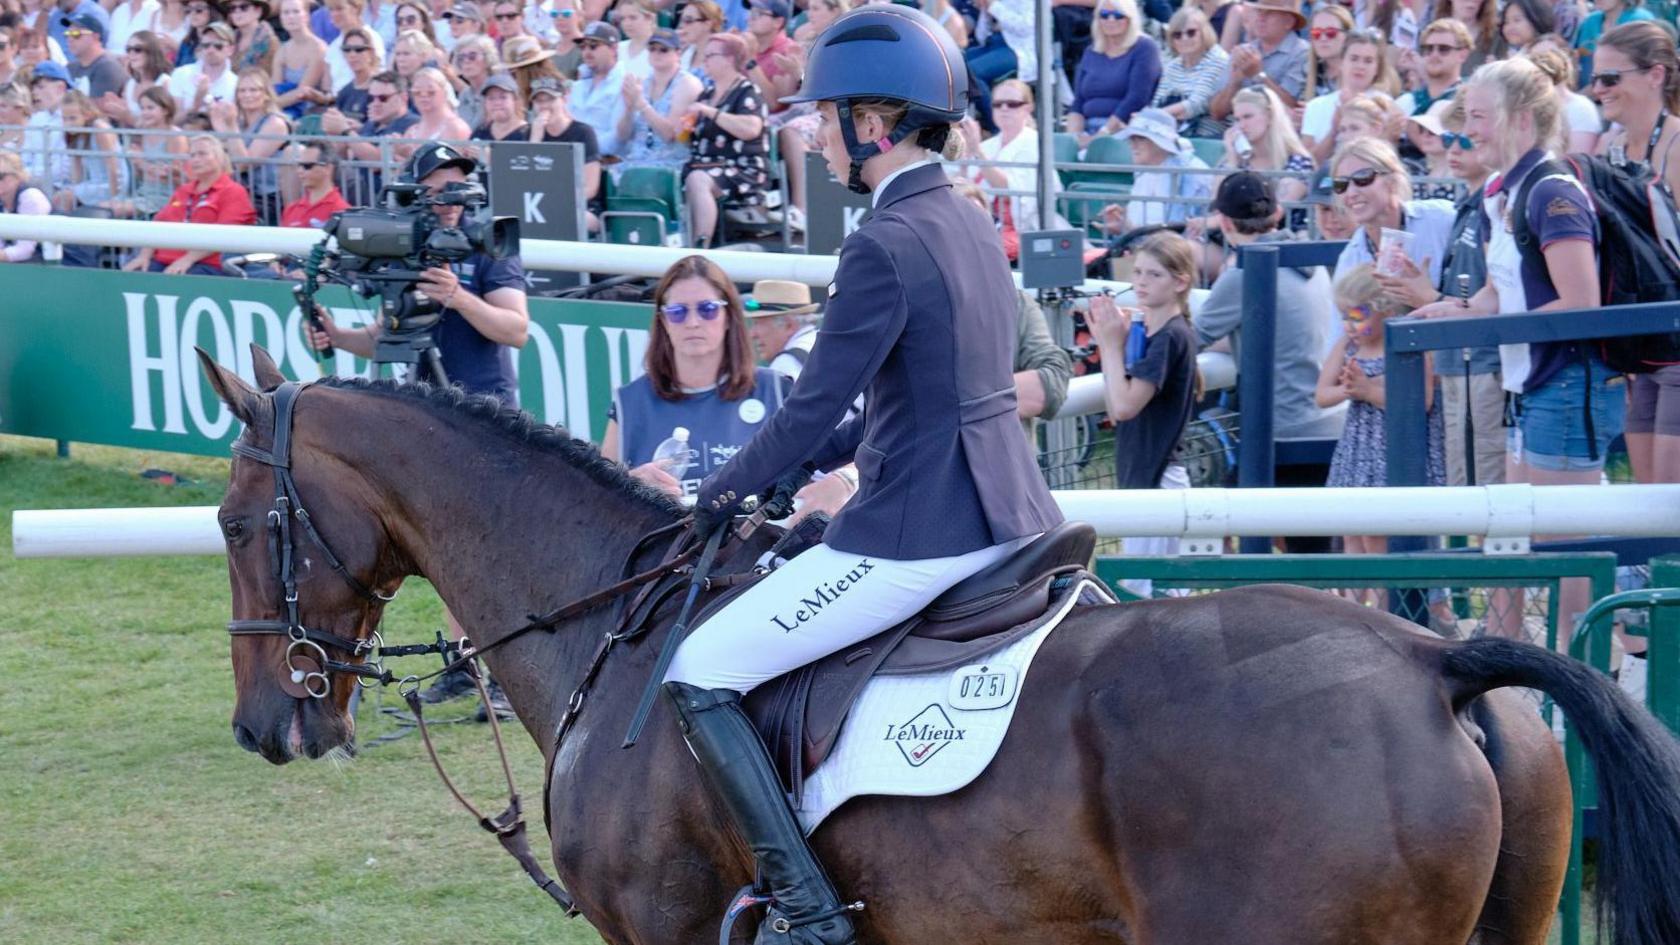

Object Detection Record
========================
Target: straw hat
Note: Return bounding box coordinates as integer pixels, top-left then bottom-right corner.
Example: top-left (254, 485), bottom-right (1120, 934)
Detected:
top-left (502, 35), bottom-right (555, 69)
top-left (1406, 98), bottom-right (1455, 138)
top-left (1242, 0), bottom-right (1307, 30)
top-left (744, 280), bottom-right (821, 318)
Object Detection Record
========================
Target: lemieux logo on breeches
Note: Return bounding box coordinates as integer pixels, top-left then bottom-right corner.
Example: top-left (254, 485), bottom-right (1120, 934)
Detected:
top-left (768, 559), bottom-right (876, 633)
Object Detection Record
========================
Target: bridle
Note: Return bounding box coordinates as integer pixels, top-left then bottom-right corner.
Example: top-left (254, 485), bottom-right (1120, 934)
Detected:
top-left (224, 381), bottom-right (400, 700)
top-left (212, 378), bottom-right (726, 917)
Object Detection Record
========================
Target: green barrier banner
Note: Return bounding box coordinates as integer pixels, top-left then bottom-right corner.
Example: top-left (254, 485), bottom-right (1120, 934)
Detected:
top-left (0, 267), bottom-right (651, 456)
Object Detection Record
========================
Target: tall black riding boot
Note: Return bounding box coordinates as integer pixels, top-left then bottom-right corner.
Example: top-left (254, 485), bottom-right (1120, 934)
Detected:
top-left (665, 682), bottom-right (858, 945)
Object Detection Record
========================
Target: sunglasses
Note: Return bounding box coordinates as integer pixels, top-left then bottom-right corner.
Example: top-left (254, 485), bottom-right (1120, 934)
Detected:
top-left (495, 11), bottom-right (521, 19)
top-left (65, 29), bottom-right (93, 39)
top-left (1169, 28), bottom-right (1198, 39)
top-left (1309, 26), bottom-right (1341, 40)
top-left (1097, 9), bottom-right (1127, 19)
top-left (368, 91), bottom-right (399, 102)
top-left (994, 99), bottom-right (1030, 109)
top-left (1419, 42), bottom-right (1463, 55)
top-left (1440, 131), bottom-right (1473, 150)
top-left (228, 2), bottom-right (254, 11)
top-left (297, 160), bottom-right (323, 169)
top-left (1591, 66), bottom-right (1651, 89)
top-left (549, 7), bottom-right (576, 15)
top-left (1330, 167), bottom-right (1389, 193)
top-left (342, 44), bottom-right (371, 53)
top-left (126, 44), bottom-right (147, 53)
top-left (679, 13), bottom-right (705, 22)
top-left (661, 299), bottom-right (726, 322)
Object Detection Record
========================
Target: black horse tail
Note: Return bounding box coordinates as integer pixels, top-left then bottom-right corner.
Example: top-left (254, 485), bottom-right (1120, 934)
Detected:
top-left (1437, 636), bottom-right (1680, 945)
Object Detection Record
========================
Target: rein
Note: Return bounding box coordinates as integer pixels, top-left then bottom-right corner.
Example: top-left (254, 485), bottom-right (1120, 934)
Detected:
top-left (224, 381), bottom-right (715, 919)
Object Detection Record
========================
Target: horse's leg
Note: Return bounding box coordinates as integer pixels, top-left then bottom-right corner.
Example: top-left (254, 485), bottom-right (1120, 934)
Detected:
top-left (1465, 690), bottom-right (1572, 945)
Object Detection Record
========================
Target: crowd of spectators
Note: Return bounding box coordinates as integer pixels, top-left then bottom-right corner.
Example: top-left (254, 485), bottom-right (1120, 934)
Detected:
top-left (1, 1), bottom-right (1678, 533)
top-left (0, 0), bottom-right (1669, 255)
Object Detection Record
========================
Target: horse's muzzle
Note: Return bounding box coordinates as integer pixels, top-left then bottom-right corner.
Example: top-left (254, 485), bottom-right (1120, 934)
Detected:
top-left (232, 702), bottom-right (304, 765)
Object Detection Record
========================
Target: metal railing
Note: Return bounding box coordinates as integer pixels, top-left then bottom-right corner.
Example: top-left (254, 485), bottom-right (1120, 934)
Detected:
top-left (1384, 302), bottom-right (1680, 489)
top-left (5, 124), bottom-right (1466, 249)
top-left (4, 124), bottom-right (478, 226)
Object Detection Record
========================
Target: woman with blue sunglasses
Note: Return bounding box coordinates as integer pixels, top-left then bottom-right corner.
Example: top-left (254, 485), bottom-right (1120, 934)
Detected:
top-left (601, 254), bottom-right (790, 499)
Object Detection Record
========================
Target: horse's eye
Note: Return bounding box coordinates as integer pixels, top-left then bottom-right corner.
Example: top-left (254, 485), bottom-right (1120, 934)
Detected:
top-left (222, 518), bottom-right (248, 542)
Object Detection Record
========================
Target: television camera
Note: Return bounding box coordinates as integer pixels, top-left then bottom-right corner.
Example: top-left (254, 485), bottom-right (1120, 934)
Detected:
top-left (295, 178), bottom-right (519, 385)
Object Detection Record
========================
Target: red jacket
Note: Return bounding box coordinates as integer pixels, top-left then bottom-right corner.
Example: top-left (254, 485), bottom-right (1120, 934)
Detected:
top-left (153, 174), bottom-right (258, 268)
top-left (281, 187), bottom-right (351, 230)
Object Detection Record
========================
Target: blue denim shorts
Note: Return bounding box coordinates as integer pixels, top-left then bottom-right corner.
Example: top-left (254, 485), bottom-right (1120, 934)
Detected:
top-left (1510, 360), bottom-right (1627, 471)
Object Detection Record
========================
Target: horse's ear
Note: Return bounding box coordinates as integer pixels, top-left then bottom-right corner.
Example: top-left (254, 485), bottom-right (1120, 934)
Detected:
top-left (196, 346), bottom-right (262, 426)
top-left (249, 343), bottom-right (286, 391)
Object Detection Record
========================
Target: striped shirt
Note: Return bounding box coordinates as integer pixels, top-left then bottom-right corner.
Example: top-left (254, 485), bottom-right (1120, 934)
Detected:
top-left (1152, 46), bottom-right (1231, 139)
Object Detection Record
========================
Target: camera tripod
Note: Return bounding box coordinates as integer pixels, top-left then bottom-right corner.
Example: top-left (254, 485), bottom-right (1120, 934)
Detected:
top-left (369, 277), bottom-right (450, 387)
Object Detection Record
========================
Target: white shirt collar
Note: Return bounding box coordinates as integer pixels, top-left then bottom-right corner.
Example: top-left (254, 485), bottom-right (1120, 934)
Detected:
top-left (871, 158), bottom-right (936, 208)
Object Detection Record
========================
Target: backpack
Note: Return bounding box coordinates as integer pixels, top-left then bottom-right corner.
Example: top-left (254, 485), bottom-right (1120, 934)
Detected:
top-left (1512, 153), bottom-right (1680, 373)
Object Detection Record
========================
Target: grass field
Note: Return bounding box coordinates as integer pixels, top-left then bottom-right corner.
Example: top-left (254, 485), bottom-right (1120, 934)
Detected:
top-left (0, 436), bottom-right (598, 944)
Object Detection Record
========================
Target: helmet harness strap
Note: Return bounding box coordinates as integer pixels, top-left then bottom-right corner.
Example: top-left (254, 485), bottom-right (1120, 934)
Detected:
top-left (836, 99), bottom-right (915, 195)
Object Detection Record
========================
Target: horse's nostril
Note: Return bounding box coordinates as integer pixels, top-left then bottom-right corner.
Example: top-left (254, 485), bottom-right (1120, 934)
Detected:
top-left (232, 722), bottom-right (259, 753)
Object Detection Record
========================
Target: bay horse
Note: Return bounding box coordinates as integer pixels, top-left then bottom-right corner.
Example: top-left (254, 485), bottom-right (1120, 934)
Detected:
top-left (199, 348), bottom-right (1680, 945)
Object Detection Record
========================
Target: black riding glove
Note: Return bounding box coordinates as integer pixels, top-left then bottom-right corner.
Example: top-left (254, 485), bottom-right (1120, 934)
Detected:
top-left (762, 466), bottom-right (814, 520)
top-left (692, 502), bottom-right (733, 540)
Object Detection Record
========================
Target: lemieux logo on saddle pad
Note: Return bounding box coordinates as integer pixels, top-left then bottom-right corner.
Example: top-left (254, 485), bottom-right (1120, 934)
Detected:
top-left (882, 704), bottom-right (967, 767)
top-left (794, 576), bottom-right (1115, 833)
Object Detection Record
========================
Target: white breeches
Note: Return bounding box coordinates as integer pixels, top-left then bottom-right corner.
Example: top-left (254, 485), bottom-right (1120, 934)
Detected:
top-left (664, 534), bottom-right (1038, 694)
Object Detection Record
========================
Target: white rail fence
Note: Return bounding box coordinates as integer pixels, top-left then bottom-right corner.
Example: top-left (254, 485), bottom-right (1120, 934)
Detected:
top-left (16, 484), bottom-right (1679, 559)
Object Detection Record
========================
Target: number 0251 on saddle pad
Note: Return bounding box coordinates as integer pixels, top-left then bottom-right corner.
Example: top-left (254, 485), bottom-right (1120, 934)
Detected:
top-left (790, 575), bottom-right (1113, 832)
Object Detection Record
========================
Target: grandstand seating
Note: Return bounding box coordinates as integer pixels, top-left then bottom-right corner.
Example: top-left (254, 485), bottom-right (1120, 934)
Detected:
top-left (603, 165), bottom-right (683, 247)
top-left (1052, 132), bottom-right (1080, 187)
top-left (1069, 135), bottom-right (1131, 189)
top-left (1187, 137), bottom-right (1226, 168)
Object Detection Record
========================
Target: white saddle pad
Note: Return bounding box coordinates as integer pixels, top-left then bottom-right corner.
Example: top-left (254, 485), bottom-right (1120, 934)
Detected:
top-left (795, 577), bottom-right (1114, 832)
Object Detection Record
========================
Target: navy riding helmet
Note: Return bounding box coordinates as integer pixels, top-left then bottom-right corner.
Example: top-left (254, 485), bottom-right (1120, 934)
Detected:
top-left (783, 5), bottom-right (968, 194)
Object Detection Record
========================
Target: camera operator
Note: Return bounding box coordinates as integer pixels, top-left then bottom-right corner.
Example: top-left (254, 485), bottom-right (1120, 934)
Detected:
top-left (305, 143), bottom-right (530, 408)
top-left (304, 142), bottom-right (528, 718)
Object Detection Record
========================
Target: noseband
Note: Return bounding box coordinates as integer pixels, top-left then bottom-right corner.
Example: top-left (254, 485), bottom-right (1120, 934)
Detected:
top-left (225, 381), bottom-right (397, 699)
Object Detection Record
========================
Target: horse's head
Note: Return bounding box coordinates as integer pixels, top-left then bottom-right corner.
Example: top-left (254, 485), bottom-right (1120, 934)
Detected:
top-left (199, 346), bottom-right (404, 765)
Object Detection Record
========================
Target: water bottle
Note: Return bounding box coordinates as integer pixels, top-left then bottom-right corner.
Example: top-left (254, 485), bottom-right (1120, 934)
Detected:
top-left (1124, 319), bottom-right (1147, 372)
top-left (651, 426), bottom-right (697, 481)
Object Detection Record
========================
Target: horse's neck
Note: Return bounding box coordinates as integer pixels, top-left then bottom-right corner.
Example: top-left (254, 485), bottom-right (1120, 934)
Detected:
top-left (352, 416), bottom-right (678, 748)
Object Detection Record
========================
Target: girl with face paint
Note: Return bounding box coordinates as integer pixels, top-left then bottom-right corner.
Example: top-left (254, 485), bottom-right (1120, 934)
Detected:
top-left (1318, 263), bottom-right (1446, 572)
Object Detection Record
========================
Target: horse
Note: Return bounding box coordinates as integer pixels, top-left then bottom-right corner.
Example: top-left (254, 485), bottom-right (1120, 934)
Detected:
top-left (198, 347), bottom-right (1680, 945)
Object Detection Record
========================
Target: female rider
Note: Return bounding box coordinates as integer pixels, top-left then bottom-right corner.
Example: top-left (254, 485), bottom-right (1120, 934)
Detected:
top-left (658, 7), bottom-right (1063, 945)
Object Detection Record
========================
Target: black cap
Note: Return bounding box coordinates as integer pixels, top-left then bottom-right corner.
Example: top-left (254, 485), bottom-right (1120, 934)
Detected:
top-left (648, 27), bottom-right (679, 50)
top-left (1305, 165), bottom-right (1337, 208)
top-left (406, 142), bottom-right (477, 181)
top-left (1212, 171), bottom-right (1276, 219)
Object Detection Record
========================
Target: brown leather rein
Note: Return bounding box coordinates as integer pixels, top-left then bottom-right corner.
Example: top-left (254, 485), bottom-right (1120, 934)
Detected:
top-left (225, 381), bottom-right (709, 918)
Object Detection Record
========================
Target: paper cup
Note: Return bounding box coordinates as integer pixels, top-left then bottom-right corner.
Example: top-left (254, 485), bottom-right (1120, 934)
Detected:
top-left (1377, 227), bottom-right (1414, 277)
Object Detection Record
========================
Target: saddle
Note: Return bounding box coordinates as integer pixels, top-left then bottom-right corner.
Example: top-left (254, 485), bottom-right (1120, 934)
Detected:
top-left (736, 522), bottom-right (1098, 795)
